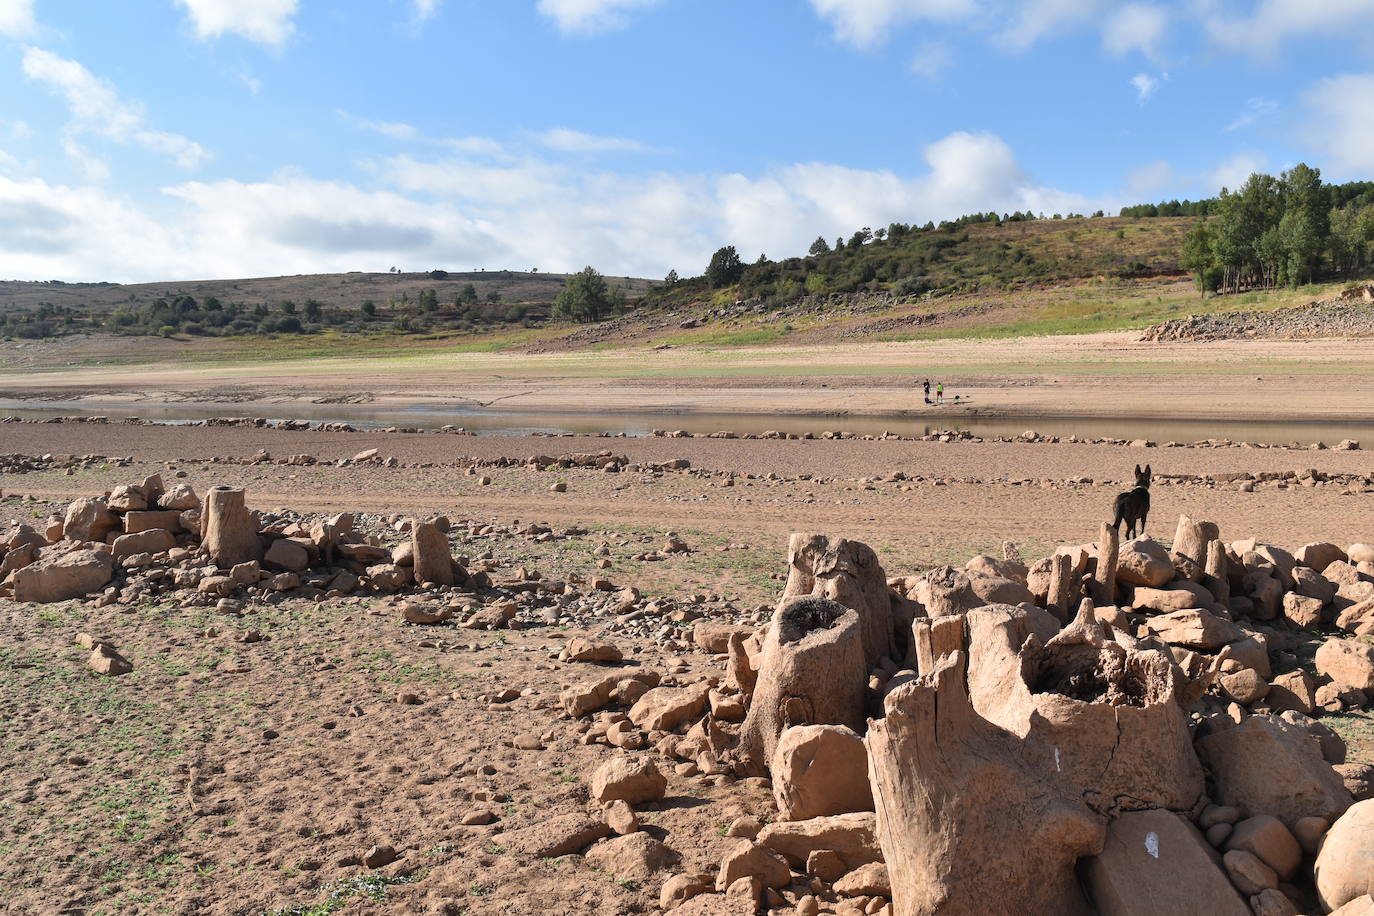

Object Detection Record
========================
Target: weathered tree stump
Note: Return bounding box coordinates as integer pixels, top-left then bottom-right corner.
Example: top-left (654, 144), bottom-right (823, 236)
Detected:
top-left (411, 517), bottom-right (454, 587)
top-left (733, 596), bottom-right (867, 777)
top-left (911, 615), bottom-right (965, 676)
top-left (868, 601), bottom-right (1205, 915)
top-left (1204, 539), bottom-right (1231, 606)
top-left (1093, 522), bottom-right (1119, 605)
top-left (1046, 552), bottom-right (1074, 622)
top-left (782, 534), bottom-right (895, 669)
top-left (201, 486), bottom-right (260, 569)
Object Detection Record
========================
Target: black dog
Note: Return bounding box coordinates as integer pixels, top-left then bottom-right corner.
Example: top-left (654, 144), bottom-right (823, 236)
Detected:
top-left (1112, 464), bottom-right (1152, 538)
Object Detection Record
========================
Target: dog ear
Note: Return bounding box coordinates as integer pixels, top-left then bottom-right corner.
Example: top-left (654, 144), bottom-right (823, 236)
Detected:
top-left (1144, 464), bottom-right (1151, 476)
top-left (1134, 464), bottom-right (1141, 475)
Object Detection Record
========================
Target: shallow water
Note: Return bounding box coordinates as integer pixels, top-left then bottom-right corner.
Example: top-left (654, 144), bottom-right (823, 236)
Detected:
top-left (2, 400), bottom-right (1372, 447)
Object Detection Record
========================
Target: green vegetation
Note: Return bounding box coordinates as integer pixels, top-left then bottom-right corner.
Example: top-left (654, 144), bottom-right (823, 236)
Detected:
top-left (262, 874), bottom-right (417, 916)
top-left (553, 266), bottom-right (625, 323)
top-left (1176, 167), bottom-right (1374, 294)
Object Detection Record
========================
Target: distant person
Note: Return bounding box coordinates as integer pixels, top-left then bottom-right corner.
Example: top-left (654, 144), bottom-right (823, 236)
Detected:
top-left (923, 379), bottom-right (931, 405)
top-left (937, 382), bottom-right (944, 405)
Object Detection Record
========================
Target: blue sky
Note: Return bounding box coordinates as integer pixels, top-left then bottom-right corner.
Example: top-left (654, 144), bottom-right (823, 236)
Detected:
top-left (2, 0), bottom-right (1373, 282)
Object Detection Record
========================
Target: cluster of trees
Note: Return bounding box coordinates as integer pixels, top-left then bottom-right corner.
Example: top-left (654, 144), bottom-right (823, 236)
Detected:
top-left (1179, 164), bottom-right (1374, 294)
top-left (552, 267), bottom-right (627, 322)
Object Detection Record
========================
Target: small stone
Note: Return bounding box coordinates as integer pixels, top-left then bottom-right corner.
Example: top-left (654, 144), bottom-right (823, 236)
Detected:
top-left (361, 844), bottom-right (397, 869)
top-left (461, 809), bottom-right (496, 826)
top-left (605, 799), bottom-right (639, 835)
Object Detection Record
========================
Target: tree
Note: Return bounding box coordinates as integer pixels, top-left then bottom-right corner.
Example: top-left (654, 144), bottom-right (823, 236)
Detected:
top-left (304, 299), bottom-right (324, 322)
top-left (706, 246), bottom-right (745, 288)
top-left (553, 266), bottom-right (618, 323)
top-left (458, 284), bottom-right (479, 305)
top-left (663, 269), bottom-right (679, 287)
top-left (485, 290), bottom-right (502, 304)
top-left (361, 301), bottom-right (377, 318)
top-left (1277, 163), bottom-right (1328, 286)
top-left (418, 289), bottom-right (439, 313)
top-left (808, 236), bottom-right (831, 256)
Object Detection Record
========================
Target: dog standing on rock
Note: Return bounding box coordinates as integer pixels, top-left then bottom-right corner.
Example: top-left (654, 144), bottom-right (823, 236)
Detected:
top-left (1112, 464), bottom-right (1152, 538)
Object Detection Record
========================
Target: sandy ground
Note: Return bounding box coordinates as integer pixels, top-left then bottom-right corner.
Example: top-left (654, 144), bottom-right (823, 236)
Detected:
top-left (5, 332), bottom-right (1374, 421)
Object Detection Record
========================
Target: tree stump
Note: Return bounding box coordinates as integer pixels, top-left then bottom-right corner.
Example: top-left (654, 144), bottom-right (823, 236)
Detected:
top-left (1204, 539), bottom-right (1231, 606)
top-left (911, 615), bottom-right (965, 676)
top-left (201, 486), bottom-right (260, 569)
top-left (1173, 514), bottom-right (1220, 566)
top-left (733, 597), bottom-right (867, 777)
top-left (782, 534), bottom-right (895, 669)
top-left (868, 601), bottom-right (1206, 915)
top-left (1093, 522), bottom-right (1119, 606)
top-left (411, 517), bottom-right (454, 587)
top-left (1046, 552), bottom-right (1074, 622)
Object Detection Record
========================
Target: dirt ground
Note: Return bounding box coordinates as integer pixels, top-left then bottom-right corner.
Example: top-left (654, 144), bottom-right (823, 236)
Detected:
top-left (3, 407), bottom-right (1374, 914)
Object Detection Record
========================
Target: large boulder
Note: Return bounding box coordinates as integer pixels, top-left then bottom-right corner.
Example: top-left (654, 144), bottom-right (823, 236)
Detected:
top-left (755, 812), bottom-right (881, 872)
top-left (1197, 714), bottom-right (1353, 828)
top-left (1146, 608), bottom-right (1243, 651)
top-left (264, 538), bottom-right (310, 573)
top-left (584, 833), bottom-right (679, 882)
top-left (628, 683), bottom-right (710, 732)
top-left (1083, 808), bottom-right (1249, 916)
top-left (1298, 543), bottom-right (1347, 572)
top-left (1224, 815), bottom-right (1303, 881)
top-left (715, 841), bottom-right (790, 892)
top-left (1317, 639), bottom-right (1374, 692)
top-left (1132, 581), bottom-right (1216, 614)
top-left (771, 724), bottom-right (872, 822)
top-left (1117, 539), bottom-right (1174, 588)
top-left (8, 549), bottom-right (114, 603)
top-left (589, 756), bottom-right (667, 805)
top-left (63, 499), bottom-right (118, 543)
top-left (111, 528), bottom-right (174, 559)
top-left (1316, 800), bottom-right (1374, 911)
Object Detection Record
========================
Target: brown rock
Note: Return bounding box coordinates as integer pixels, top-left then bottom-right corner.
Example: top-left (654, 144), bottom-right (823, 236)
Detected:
top-left (755, 812), bottom-right (881, 872)
top-left (604, 799), bottom-right (639, 835)
top-left (1225, 815), bottom-right (1302, 881)
top-left (628, 683), bottom-right (710, 732)
top-left (692, 622), bottom-right (755, 653)
top-left (1250, 888), bottom-right (1298, 916)
top-left (560, 670), bottom-right (660, 718)
top-left (1336, 763), bottom-right (1374, 801)
top-left (585, 832), bottom-right (678, 881)
top-left (1293, 816), bottom-right (1329, 857)
top-left (361, 845), bottom-right (397, 869)
top-left (565, 637), bottom-right (623, 663)
top-left (771, 724), bottom-right (873, 821)
top-left (9, 549), bottom-right (114, 603)
top-left (63, 498), bottom-right (118, 543)
top-left (1266, 670), bottom-right (1317, 715)
top-left (87, 643), bottom-right (133, 676)
top-left (1282, 592), bottom-right (1324, 629)
top-left (123, 510), bottom-right (183, 534)
top-left (400, 602), bottom-right (451, 625)
top-left (1316, 800), bottom-right (1374, 911)
top-left (589, 756), bottom-right (667, 805)
top-left (1146, 607), bottom-right (1243, 650)
top-left (1317, 639), bottom-right (1374, 691)
top-left (805, 848), bottom-right (847, 882)
top-left (264, 538), bottom-right (309, 572)
top-left (202, 486), bottom-right (260, 568)
top-left (1117, 538), bottom-right (1175, 587)
top-left (833, 862), bottom-right (891, 898)
top-left (504, 814), bottom-right (612, 858)
top-left (411, 518), bottom-right (454, 587)
top-left (715, 840), bottom-right (791, 892)
top-left (1219, 668), bottom-right (1270, 706)
top-left (1224, 849), bottom-right (1278, 895)
top-left (111, 528), bottom-right (174, 559)
top-left (660, 873), bottom-right (712, 910)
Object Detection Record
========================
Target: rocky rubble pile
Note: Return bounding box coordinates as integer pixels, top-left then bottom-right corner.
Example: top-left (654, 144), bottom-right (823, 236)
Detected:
top-left (548, 525), bottom-right (1374, 915)
top-left (1142, 285), bottom-right (1374, 343)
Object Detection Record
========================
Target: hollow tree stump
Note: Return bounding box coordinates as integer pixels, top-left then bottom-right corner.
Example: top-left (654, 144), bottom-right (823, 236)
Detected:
top-left (782, 534), bottom-right (895, 669)
top-left (733, 596), bottom-right (867, 777)
top-left (411, 517), bottom-right (454, 587)
top-left (202, 486), bottom-right (260, 569)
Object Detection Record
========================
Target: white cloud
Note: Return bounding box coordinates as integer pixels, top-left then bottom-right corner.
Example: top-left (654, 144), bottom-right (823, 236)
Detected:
top-left (1202, 0), bottom-right (1374, 56)
top-left (995, 0), bottom-right (1100, 52)
top-left (1102, 3), bottom-right (1168, 58)
top-left (0, 130), bottom-right (1108, 283)
top-left (1125, 160), bottom-right (1174, 197)
top-left (1207, 152), bottom-right (1267, 193)
top-left (1302, 73), bottom-right (1374, 176)
top-left (174, 0), bottom-right (298, 46)
top-left (909, 40), bottom-right (955, 79)
top-left (539, 128), bottom-right (650, 153)
top-left (338, 110), bottom-right (419, 141)
top-left (0, 0), bottom-right (35, 35)
top-left (1130, 72), bottom-right (1163, 104)
top-left (809, 0), bottom-right (977, 48)
top-left (439, 136), bottom-right (507, 157)
top-left (21, 47), bottom-right (209, 177)
top-left (1224, 96), bottom-right (1277, 131)
top-left (413, 0), bottom-right (442, 22)
top-left (537, 0), bottom-right (662, 33)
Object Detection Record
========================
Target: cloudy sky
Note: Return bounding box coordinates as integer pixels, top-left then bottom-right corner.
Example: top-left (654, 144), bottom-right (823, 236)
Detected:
top-left (1, 0), bottom-right (1373, 283)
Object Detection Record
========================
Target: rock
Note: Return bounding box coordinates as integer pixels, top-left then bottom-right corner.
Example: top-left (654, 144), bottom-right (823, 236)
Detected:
top-left (1117, 538), bottom-right (1174, 587)
top-left (411, 518), bottom-right (454, 587)
top-left (1083, 809), bottom-right (1250, 916)
top-left (692, 622), bottom-right (755, 653)
top-left (361, 845), bottom-right (397, 869)
top-left (1317, 639), bottom-right (1374, 691)
top-left (965, 574), bottom-right (1034, 606)
top-left (1350, 544), bottom-right (1374, 565)
top-left (87, 643), bottom-right (133, 676)
top-left (716, 840), bottom-right (791, 892)
top-left (1316, 800), bottom-right (1374, 911)
top-left (1282, 592), bottom-right (1324, 629)
top-left (401, 602), bottom-right (451, 625)
top-left (589, 756), bottom-right (667, 805)
top-left (771, 724), bottom-right (873, 821)
top-left (504, 814), bottom-right (612, 858)
top-left (660, 873), bottom-right (712, 910)
top-left (725, 816), bottom-right (762, 839)
top-left (1250, 888), bottom-right (1299, 916)
top-left (460, 809), bottom-right (495, 826)
top-left (461, 602), bottom-right (517, 630)
top-left (264, 538), bottom-right (309, 572)
top-left (755, 812), bottom-right (881, 872)
top-left (1266, 670), bottom-right (1317, 715)
top-left (1226, 636), bottom-right (1273, 680)
top-left (1219, 668), bottom-right (1270, 706)
top-left (833, 862), bottom-right (891, 897)
top-left (1225, 815), bottom-right (1302, 880)
top-left (123, 510), bottom-right (183, 534)
top-left (63, 498), bottom-right (118, 543)
top-left (806, 848), bottom-right (847, 882)
top-left (111, 528), bottom-right (174, 559)
top-left (1146, 607), bottom-right (1243, 650)
top-left (604, 799), bottom-right (639, 835)
top-left (1207, 823), bottom-right (1233, 847)
top-left (1224, 849), bottom-right (1278, 895)
top-left (1198, 714), bottom-right (1354, 828)
top-left (1294, 566), bottom-right (1338, 604)
top-left (366, 564), bottom-right (411, 592)
top-left (565, 638), bottom-right (623, 663)
top-left (585, 832), bottom-right (678, 881)
top-left (159, 483), bottom-right (200, 511)
top-left (1293, 816), bottom-right (1329, 856)
top-left (202, 486), bottom-right (261, 568)
top-left (1278, 711), bottom-right (1347, 764)
top-left (1132, 582), bottom-right (1215, 613)
top-left (628, 683), bottom-right (710, 732)
top-left (1298, 543), bottom-right (1348, 572)
top-left (107, 485), bottom-right (147, 512)
top-left (9, 549), bottom-right (114, 603)
top-left (1330, 897), bottom-right (1374, 916)
top-left (560, 670), bottom-right (660, 718)
top-left (1336, 764), bottom-right (1374, 801)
